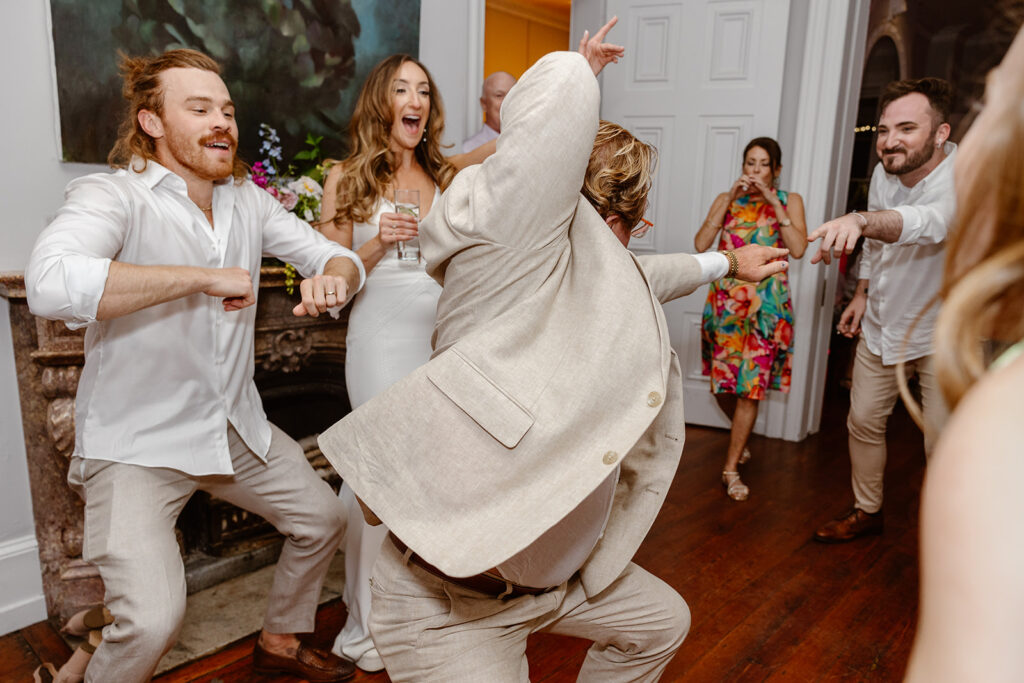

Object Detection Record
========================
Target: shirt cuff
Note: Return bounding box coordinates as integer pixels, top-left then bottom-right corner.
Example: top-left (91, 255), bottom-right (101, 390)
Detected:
top-left (322, 247), bottom-right (366, 294)
top-left (695, 251), bottom-right (729, 283)
top-left (892, 206), bottom-right (920, 245)
top-left (65, 256), bottom-right (112, 329)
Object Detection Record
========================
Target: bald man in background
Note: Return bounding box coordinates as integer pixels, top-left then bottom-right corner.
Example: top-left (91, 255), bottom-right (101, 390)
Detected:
top-left (462, 71), bottom-right (516, 152)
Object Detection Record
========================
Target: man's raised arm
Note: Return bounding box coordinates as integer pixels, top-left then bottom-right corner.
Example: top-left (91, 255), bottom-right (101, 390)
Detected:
top-left (464, 19), bottom-right (622, 250)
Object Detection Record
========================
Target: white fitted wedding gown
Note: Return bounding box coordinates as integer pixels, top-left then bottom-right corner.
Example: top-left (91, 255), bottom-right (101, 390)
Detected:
top-left (331, 188), bottom-right (442, 671)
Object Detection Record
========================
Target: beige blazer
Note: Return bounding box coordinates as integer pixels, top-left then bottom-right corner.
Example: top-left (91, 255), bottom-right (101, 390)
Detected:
top-left (319, 52), bottom-right (704, 597)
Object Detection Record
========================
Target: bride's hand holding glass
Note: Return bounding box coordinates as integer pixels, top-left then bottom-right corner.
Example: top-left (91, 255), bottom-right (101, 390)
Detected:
top-left (376, 212), bottom-right (418, 245)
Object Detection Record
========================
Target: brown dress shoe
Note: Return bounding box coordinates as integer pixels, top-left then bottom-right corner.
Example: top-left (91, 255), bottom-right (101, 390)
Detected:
top-left (253, 641), bottom-right (356, 682)
top-left (813, 507), bottom-right (883, 543)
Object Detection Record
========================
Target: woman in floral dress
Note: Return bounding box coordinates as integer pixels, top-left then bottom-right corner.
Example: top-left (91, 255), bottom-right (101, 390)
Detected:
top-left (695, 137), bottom-right (807, 501)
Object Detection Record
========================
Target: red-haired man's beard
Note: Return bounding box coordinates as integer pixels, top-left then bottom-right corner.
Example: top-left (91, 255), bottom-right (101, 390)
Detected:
top-left (164, 128), bottom-right (238, 181)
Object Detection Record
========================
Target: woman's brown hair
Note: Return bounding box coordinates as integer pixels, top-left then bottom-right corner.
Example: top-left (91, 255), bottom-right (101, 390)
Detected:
top-left (743, 137), bottom-right (782, 175)
top-left (327, 54), bottom-right (456, 226)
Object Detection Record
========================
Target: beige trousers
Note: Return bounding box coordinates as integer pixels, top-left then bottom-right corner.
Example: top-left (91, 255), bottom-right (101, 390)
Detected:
top-left (368, 539), bottom-right (690, 682)
top-left (848, 339), bottom-right (948, 513)
top-left (67, 423), bottom-right (346, 683)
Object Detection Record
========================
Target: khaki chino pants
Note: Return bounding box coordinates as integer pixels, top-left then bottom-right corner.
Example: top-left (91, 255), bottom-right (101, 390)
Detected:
top-left (368, 539), bottom-right (691, 682)
top-left (848, 339), bottom-right (949, 513)
top-left (68, 423), bottom-right (346, 683)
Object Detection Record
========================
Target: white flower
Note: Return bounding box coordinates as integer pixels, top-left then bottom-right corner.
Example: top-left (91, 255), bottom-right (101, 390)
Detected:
top-left (303, 208), bottom-right (314, 221)
top-left (287, 176), bottom-right (323, 198)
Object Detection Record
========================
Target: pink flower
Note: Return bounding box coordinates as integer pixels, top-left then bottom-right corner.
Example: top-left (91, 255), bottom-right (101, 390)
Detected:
top-left (278, 189), bottom-right (299, 211)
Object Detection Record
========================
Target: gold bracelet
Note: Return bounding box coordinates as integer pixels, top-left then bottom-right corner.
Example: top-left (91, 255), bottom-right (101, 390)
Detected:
top-left (721, 250), bottom-right (739, 279)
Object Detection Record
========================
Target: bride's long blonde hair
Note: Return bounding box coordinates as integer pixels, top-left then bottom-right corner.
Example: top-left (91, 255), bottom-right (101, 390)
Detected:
top-left (328, 54), bottom-right (456, 226)
top-left (898, 22), bottom-right (1024, 419)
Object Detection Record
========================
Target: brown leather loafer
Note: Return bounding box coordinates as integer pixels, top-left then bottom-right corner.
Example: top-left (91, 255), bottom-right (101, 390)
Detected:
top-left (813, 507), bottom-right (883, 544)
top-left (253, 641), bottom-right (356, 682)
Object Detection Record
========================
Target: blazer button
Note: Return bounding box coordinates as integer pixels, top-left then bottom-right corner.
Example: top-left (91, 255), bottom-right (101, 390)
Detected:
top-left (603, 451), bottom-right (618, 465)
top-left (647, 391), bottom-right (662, 407)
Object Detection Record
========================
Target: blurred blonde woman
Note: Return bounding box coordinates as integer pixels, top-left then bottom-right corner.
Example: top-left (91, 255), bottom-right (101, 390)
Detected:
top-left (318, 53), bottom-right (491, 672)
top-left (904, 21), bottom-right (1024, 683)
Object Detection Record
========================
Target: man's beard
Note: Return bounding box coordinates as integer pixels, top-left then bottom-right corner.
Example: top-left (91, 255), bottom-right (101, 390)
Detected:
top-left (165, 129), bottom-right (238, 181)
top-left (880, 140), bottom-right (935, 175)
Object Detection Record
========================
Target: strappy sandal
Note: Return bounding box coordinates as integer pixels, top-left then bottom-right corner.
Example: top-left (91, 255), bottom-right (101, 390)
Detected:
top-left (36, 610), bottom-right (109, 683)
top-left (722, 470), bottom-right (749, 501)
top-left (32, 633), bottom-right (96, 683)
top-left (61, 606), bottom-right (112, 637)
top-left (738, 447), bottom-right (752, 465)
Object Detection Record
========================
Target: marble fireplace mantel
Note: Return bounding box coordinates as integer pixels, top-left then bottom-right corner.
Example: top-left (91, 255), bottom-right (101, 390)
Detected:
top-left (1, 267), bottom-right (350, 621)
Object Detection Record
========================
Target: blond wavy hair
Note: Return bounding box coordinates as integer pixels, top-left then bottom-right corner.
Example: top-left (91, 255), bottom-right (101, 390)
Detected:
top-left (898, 22), bottom-right (1024, 418)
top-left (581, 120), bottom-right (657, 228)
top-left (107, 49), bottom-right (247, 180)
top-left (327, 55), bottom-right (456, 226)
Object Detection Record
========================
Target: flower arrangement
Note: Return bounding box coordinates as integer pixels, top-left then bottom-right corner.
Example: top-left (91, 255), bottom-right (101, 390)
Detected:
top-left (252, 123), bottom-right (330, 293)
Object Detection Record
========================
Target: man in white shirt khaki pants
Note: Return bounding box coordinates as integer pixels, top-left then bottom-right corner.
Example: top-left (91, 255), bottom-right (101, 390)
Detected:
top-left (807, 77), bottom-right (956, 543)
top-left (26, 49), bottom-right (364, 682)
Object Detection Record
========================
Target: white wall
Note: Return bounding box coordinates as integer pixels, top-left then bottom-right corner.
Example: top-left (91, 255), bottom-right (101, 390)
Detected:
top-left (0, 0), bottom-right (73, 635)
top-left (0, 0), bottom-right (477, 636)
top-left (420, 0), bottom-right (483, 152)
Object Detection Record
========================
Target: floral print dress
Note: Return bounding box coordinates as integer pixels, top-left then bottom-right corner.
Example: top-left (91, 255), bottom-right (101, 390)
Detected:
top-left (701, 190), bottom-right (794, 400)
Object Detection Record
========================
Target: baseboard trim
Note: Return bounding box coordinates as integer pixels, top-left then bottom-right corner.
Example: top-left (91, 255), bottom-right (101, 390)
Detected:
top-left (0, 534), bottom-right (47, 636)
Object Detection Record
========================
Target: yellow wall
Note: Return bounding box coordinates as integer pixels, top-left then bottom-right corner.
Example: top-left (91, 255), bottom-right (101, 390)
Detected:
top-left (484, 0), bottom-right (570, 80)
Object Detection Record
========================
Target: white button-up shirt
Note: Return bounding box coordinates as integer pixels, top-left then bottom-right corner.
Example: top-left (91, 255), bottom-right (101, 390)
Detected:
top-left (26, 160), bottom-right (364, 475)
top-left (860, 142), bottom-right (956, 365)
top-left (461, 123), bottom-right (499, 153)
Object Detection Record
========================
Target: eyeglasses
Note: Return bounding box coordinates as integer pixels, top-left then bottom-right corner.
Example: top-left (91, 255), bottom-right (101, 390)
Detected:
top-left (630, 218), bottom-right (654, 239)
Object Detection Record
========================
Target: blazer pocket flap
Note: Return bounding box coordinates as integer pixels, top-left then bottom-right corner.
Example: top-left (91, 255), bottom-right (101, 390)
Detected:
top-left (427, 350), bottom-right (534, 449)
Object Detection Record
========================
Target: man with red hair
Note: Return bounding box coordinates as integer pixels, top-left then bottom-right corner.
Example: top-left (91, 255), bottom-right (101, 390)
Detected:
top-left (26, 49), bottom-right (362, 682)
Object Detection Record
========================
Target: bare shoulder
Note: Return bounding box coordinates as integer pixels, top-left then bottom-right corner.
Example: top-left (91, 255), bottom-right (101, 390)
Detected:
top-left (787, 192), bottom-right (804, 206)
top-left (916, 351), bottom-right (1024, 679)
top-left (323, 162), bottom-right (345, 192)
top-left (933, 351), bottom-right (1024, 477)
top-left (926, 351), bottom-right (1024, 557)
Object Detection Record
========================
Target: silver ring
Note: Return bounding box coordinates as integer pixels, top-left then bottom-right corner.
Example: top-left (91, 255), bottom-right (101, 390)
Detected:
top-left (325, 290), bottom-right (336, 296)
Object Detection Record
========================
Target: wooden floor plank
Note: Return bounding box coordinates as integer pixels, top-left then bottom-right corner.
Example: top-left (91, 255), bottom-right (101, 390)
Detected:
top-left (20, 619), bottom-right (73, 668)
top-left (0, 632), bottom-right (42, 681)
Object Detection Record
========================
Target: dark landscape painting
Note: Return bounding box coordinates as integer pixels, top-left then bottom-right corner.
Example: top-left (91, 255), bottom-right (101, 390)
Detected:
top-left (50, 0), bottom-right (420, 165)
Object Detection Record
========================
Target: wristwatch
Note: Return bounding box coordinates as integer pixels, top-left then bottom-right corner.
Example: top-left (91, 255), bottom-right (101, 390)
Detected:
top-left (779, 217), bottom-right (792, 227)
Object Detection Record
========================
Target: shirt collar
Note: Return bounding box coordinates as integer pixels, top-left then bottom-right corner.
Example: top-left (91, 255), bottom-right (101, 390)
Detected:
top-left (128, 156), bottom-right (237, 194)
top-left (129, 156), bottom-right (177, 189)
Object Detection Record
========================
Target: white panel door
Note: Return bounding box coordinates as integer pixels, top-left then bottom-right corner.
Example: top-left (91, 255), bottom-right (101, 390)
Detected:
top-left (599, 0), bottom-right (791, 429)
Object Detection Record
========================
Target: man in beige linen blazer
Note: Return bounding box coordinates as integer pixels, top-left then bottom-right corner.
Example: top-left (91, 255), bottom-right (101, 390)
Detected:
top-left (319, 30), bottom-right (788, 681)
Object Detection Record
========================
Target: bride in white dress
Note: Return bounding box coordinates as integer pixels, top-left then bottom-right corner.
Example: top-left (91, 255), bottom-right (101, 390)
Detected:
top-left (318, 53), bottom-right (494, 673)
